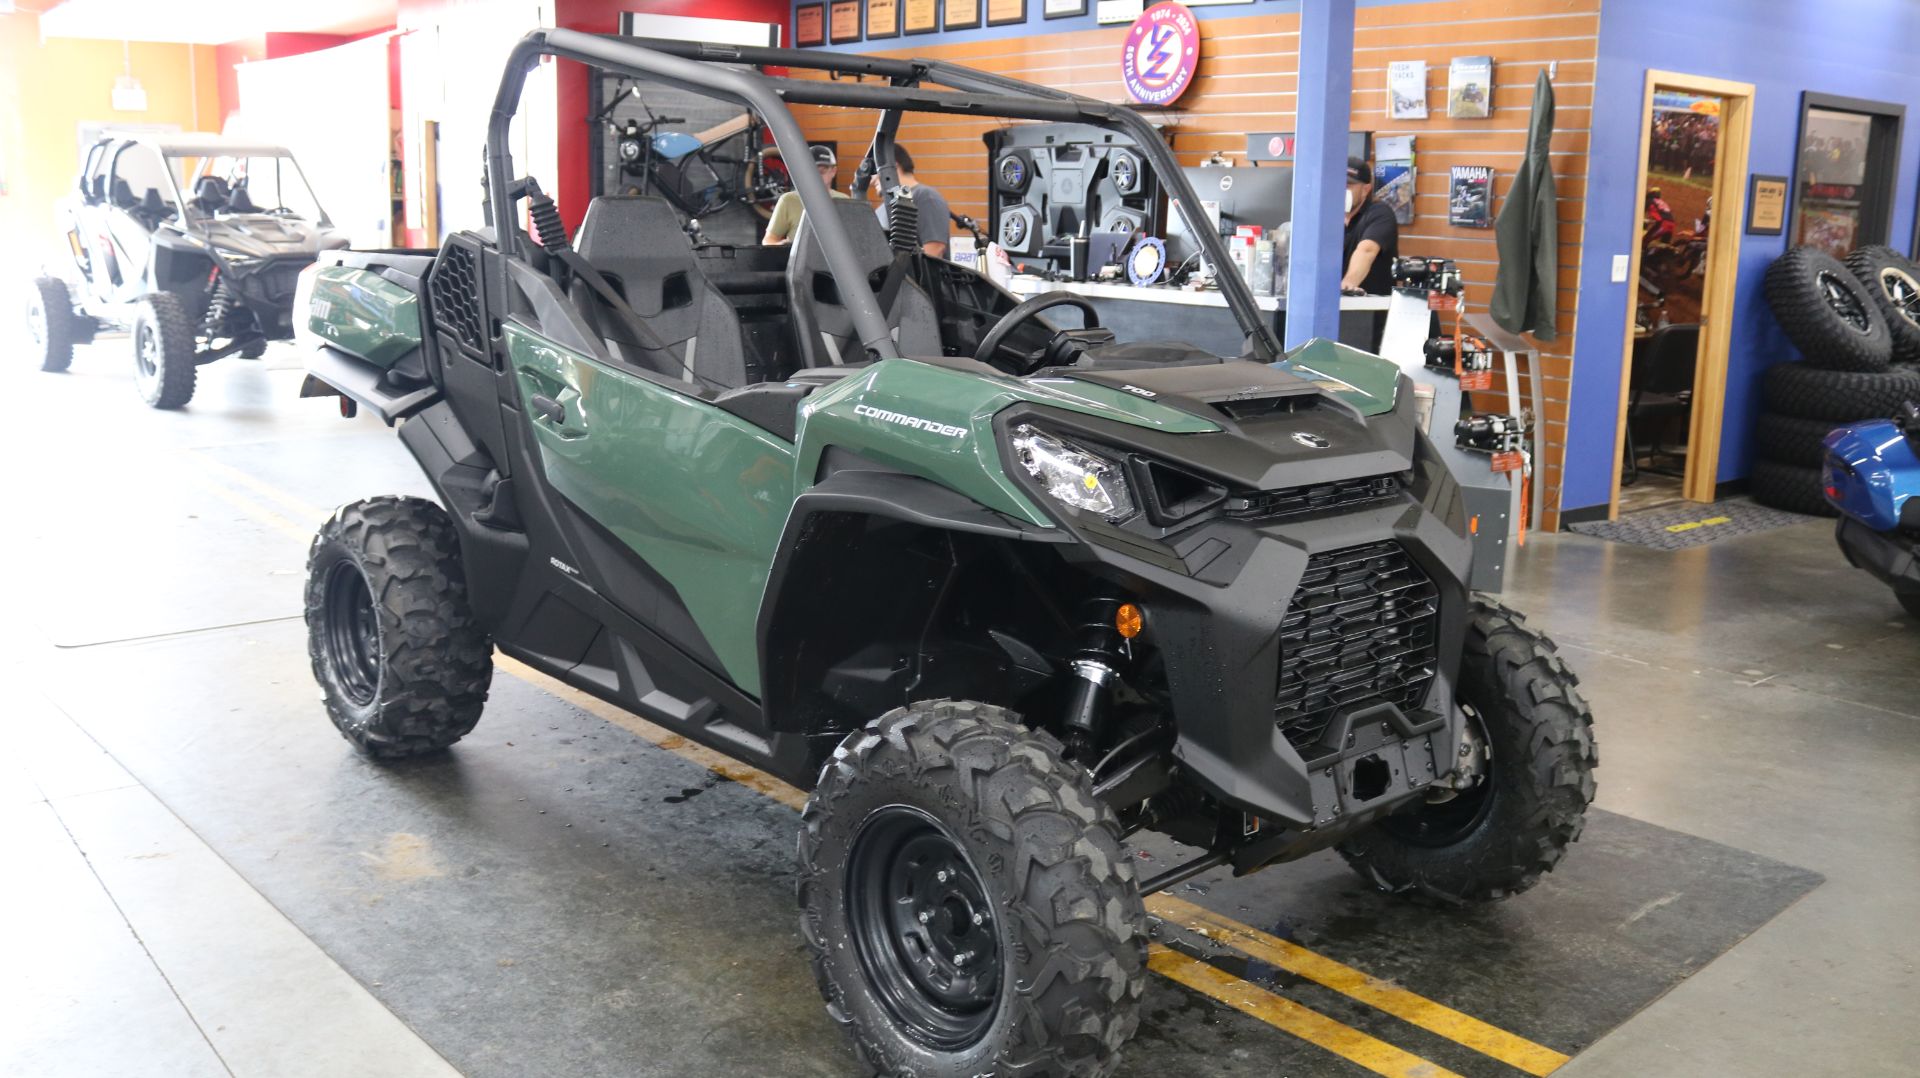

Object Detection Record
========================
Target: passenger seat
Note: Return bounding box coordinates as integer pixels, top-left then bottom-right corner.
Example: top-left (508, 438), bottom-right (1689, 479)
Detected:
top-left (569, 196), bottom-right (753, 391)
top-left (787, 199), bottom-right (942, 368)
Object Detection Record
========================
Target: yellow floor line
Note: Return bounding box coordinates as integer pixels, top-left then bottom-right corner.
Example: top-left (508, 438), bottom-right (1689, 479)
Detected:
top-left (189, 452), bottom-right (334, 525)
top-left (1148, 946), bottom-right (1464, 1078)
top-left (1150, 894), bottom-right (1569, 1076)
top-left (205, 457), bottom-right (1506, 1076)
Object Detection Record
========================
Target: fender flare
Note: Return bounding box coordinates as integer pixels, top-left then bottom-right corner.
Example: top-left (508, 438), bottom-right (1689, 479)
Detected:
top-left (755, 466), bottom-right (1066, 736)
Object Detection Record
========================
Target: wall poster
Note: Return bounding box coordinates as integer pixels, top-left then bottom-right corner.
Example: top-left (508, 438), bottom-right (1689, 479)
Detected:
top-left (1749, 174), bottom-right (1788, 235)
top-left (945, 0), bottom-right (982, 29)
top-left (904, 0), bottom-right (939, 33)
top-left (795, 3), bottom-right (826, 46)
top-left (987, 0), bottom-right (1028, 26)
top-left (829, 0), bottom-right (862, 41)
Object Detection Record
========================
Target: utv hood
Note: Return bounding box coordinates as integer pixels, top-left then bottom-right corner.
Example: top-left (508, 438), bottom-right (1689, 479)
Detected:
top-left (181, 214), bottom-right (341, 259)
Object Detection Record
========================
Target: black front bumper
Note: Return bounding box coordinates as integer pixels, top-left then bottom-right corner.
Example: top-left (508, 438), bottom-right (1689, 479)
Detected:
top-left (1835, 516), bottom-right (1920, 594)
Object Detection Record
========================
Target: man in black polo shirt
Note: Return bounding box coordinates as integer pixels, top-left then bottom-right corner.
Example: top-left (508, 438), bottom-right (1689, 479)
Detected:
top-left (1341, 156), bottom-right (1398, 295)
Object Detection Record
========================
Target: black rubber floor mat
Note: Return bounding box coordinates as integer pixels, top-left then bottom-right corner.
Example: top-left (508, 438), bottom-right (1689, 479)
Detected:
top-left (1567, 498), bottom-right (1814, 550)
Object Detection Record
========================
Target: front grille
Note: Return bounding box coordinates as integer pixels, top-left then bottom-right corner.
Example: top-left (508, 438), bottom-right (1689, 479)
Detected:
top-left (1227, 474), bottom-right (1400, 521)
top-left (1275, 540), bottom-right (1439, 755)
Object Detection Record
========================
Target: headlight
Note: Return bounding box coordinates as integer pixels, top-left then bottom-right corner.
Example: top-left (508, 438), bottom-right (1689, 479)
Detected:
top-left (1011, 424), bottom-right (1135, 520)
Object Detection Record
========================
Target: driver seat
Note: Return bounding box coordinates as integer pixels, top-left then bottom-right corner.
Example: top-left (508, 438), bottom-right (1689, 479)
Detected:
top-left (787, 199), bottom-right (941, 367)
top-left (227, 183), bottom-right (259, 214)
top-left (193, 175), bottom-right (230, 214)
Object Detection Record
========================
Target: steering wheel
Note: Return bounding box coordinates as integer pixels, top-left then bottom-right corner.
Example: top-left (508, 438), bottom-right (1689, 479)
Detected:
top-left (974, 291), bottom-right (1101, 373)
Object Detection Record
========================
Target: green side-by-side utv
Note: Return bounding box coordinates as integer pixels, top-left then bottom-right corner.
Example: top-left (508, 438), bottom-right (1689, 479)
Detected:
top-left (294, 30), bottom-right (1596, 1077)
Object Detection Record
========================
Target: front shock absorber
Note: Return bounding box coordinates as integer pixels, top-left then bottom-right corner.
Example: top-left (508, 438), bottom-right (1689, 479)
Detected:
top-left (203, 273), bottom-right (232, 338)
top-left (1061, 595), bottom-right (1143, 759)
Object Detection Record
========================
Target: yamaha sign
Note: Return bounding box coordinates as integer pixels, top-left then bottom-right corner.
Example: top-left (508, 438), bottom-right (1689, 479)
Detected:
top-left (1120, 2), bottom-right (1200, 107)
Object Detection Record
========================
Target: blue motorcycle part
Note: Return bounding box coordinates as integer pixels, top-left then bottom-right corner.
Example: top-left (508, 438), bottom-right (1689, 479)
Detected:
top-left (1822, 419), bottom-right (1920, 533)
top-left (651, 131), bottom-right (702, 162)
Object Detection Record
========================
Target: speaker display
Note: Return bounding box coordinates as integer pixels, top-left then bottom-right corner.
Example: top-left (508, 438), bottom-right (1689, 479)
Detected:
top-left (981, 124), bottom-right (1166, 273)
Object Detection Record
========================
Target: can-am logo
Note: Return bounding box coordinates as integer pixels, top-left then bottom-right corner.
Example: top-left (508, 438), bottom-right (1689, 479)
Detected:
top-left (1291, 431), bottom-right (1331, 449)
top-left (854, 403), bottom-right (968, 439)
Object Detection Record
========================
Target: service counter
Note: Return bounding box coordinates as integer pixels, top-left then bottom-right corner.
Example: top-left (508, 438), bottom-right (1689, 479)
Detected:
top-left (1005, 275), bottom-right (1391, 354)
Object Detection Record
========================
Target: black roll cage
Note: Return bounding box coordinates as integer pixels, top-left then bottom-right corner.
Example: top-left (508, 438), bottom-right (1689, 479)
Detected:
top-left (487, 28), bottom-right (1282, 362)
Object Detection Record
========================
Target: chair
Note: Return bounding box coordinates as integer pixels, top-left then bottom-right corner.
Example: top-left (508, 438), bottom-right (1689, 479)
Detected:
top-left (570, 195), bottom-right (751, 390)
top-left (786, 198), bottom-right (941, 368)
top-left (1623, 322), bottom-right (1700, 484)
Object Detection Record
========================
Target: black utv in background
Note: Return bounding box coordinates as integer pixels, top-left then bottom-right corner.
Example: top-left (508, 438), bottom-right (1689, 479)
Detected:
top-left (27, 133), bottom-right (343, 408)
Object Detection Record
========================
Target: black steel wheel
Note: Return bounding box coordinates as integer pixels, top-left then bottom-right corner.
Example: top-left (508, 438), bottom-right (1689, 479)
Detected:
top-left (1765, 246), bottom-right (1893, 373)
top-left (304, 495), bottom-right (493, 758)
top-left (1338, 601), bottom-right (1597, 906)
top-left (27, 276), bottom-right (75, 373)
top-left (846, 806), bottom-right (1001, 1050)
top-left (799, 701), bottom-right (1147, 1078)
top-left (320, 558), bottom-right (382, 707)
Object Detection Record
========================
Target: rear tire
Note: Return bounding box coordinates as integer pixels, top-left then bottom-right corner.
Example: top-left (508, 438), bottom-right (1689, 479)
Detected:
top-left (304, 495), bottom-right (493, 758)
top-left (1338, 601), bottom-right (1596, 906)
top-left (1765, 246), bottom-right (1892, 372)
top-left (1845, 245), bottom-right (1920, 365)
top-left (1749, 458), bottom-right (1838, 517)
top-left (799, 701), bottom-right (1148, 1078)
top-left (26, 276), bottom-right (75, 373)
top-left (1761, 362), bottom-right (1920, 422)
top-left (132, 291), bottom-right (198, 409)
top-left (1752, 411), bottom-right (1839, 468)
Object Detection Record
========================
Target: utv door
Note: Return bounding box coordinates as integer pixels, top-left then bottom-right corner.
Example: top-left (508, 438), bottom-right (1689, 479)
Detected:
top-left (504, 320), bottom-right (794, 696)
top-left (100, 142), bottom-right (170, 302)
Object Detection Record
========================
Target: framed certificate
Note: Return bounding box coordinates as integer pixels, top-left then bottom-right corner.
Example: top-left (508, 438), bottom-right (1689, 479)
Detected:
top-left (829, 0), bottom-right (862, 42)
top-left (904, 0), bottom-right (939, 33)
top-left (944, 0), bottom-right (981, 30)
top-left (986, 0), bottom-right (1026, 25)
top-left (1044, 0), bottom-right (1086, 17)
top-left (795, 3), bottom-right (826, 46)
top-left (866, 0), bottom-right (899, 38)
top-left (1748, 174), bottom-right (1788, 236)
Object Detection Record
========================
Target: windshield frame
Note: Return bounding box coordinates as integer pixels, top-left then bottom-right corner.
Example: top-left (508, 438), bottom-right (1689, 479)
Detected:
top-left (487, 29), bottom-right (1282, 363)
top-left (172, 150), bottom-right (333, 228)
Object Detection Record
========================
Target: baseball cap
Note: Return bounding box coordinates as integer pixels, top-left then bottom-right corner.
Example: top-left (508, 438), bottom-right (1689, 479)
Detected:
top-left (1346, 156), bottom-right (1371, 183)
top-left (810, 144), bottom-right (838, 169)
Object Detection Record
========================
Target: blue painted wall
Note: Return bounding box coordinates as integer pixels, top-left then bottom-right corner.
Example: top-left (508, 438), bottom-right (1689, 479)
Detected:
top-left (1562, 0), bottom-right (1920, 513)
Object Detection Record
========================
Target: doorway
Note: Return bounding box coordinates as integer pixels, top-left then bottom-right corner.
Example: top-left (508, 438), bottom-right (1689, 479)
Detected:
top-left (1609, 71), bottom-right (1755, 517)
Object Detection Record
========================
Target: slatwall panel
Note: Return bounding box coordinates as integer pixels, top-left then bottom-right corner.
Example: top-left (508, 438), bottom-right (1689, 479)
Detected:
top-left (791, 0), bottom-right (1601, 529)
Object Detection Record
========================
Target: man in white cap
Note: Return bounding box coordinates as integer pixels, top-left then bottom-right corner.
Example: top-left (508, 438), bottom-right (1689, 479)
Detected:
top-left (763, 143), bottom-right (849, 245)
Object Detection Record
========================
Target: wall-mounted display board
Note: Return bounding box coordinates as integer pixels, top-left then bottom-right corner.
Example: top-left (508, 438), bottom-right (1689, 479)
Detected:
top-left (867, 0), bottom-right (899, 38)
top-left (1747, 174), bottom-right (1787, 236)
top-left (904, 0), bottom-right (938, 33)
top-left (830, 0), bottom-right (861, 41)
top-left (987, 0), bottom-right (1027, 26)
top-left (945, 0), bottom-right (981, 30)
top-left (1045, 0), bottom-right (1088, 18)
top-left (795, 3), bottom-right (825, 46)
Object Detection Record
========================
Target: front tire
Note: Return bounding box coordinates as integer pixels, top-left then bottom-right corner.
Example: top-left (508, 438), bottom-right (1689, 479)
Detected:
top-left (27, 276), bottom-right (75, 373)
top-left (1338, 602), bottom-right (1597, 905)
top-left (132, 291), bottom-right (199, 409)
top-left (799, 701), bottom-right (1147, 1078)
top-left (304, 496), bottom-right (493, 758)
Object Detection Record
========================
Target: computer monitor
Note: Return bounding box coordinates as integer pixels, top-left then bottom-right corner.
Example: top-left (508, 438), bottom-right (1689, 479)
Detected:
top-left (1163, 165), bottom-right (1295, 268)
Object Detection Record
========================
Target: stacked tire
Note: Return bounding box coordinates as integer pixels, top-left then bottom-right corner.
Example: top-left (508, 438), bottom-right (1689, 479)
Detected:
top-left (1754, 245), bottom-right (1920, 516)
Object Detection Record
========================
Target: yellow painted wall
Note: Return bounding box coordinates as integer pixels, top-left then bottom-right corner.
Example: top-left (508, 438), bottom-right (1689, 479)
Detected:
top-left (0, 13), bottom-right (221, 274)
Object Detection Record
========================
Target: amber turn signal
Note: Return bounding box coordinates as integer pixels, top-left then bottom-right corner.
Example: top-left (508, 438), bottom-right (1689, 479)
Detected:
top-left (1115, 602), bottom-right (1143, 639)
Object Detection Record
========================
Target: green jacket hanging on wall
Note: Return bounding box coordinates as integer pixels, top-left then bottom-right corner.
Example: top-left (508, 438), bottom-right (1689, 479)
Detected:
top-left (1491, 69), bottom-right (1558, 340)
